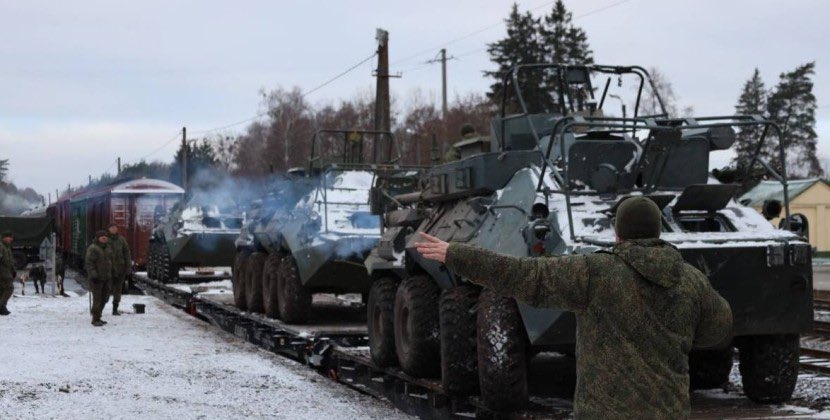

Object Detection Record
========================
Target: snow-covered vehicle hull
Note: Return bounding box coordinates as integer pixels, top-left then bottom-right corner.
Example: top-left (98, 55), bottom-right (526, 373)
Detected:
top-left (148, 198), bottom-right (242, 283)
top-left (233, 130), bottom-right (423, 324)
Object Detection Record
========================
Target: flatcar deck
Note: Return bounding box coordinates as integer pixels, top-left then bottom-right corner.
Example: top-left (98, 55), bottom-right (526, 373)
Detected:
top-left (134, 273), bottom-right (828, 419)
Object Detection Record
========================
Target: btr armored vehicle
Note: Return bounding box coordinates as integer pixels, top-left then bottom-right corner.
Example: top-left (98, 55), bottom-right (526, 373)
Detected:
top-left (233, 129), bottom-right (422, 324)
top-left (148, 196), bottom-right (243, 282)
top-left (365, 64), bottom-right (812, 411)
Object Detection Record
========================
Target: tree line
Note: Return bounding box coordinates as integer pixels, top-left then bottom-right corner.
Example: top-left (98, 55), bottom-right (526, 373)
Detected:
top-left (72, 0), bottom-right (821, 200)
top-left (0, 159), bottom-right (44, 215)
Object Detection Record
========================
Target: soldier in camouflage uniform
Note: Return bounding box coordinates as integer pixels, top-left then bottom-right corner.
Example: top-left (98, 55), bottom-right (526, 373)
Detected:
top-left (85, 230), bottom-right (112, 327)
top-left (107, 222), bottom-right (131, 315)
top-left (0, 231), bottom-right (17, 315)
top-left (444, 123), bottom-right (478, 162)
top-left (417, 196), bottom-right (733, 419)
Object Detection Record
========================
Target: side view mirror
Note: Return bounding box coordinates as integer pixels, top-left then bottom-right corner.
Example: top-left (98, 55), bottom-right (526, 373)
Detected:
top-left (779, 213), bottom-right (809, 239)
top-left (762, 199), bottom-right (782, 220)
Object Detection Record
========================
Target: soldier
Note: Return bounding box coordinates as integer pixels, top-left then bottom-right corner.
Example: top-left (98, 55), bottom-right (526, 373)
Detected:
top-left (85, 230), bottom-right (112, 327)
top-left (416, 196), bottom-right (733, 419)
top-left (444, 123), bottom-right (478, 162)
top-left (107, 222), bottom-right (131, 315)
top-left (0, 231), bottom-right (17, 315)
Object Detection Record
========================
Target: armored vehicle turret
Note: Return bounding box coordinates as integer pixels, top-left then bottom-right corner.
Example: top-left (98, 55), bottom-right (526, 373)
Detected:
top-left (148, 195), bottom-right (242, 282)
top-left (233, 129), bottom-right (423, 324)
top-left (365, 64), bottom-right (812, 411)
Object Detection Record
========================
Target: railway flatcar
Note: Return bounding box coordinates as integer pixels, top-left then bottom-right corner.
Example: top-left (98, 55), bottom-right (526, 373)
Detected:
top-left (51, 178), bottom-right (184, 270)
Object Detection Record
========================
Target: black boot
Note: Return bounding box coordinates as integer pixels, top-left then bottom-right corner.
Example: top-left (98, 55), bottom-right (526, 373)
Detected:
top-left (91, 319), bottom-right (104, 327)
top-left (0, 308), bottom-right (10, 316)
top-left (112, 304), bottom-right (121, 316)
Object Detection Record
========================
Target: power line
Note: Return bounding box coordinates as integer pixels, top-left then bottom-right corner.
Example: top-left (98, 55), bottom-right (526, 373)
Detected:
top-left (137, 129), bottom-right (183, 162)
top-left (398, 0), bottom-right (635, 73)
top-left (190, 52), bottom-right (378, 136)
top-left (391, 0), bottom-right (559, 67)
top-left (302, 52), bottom-right (377, 98)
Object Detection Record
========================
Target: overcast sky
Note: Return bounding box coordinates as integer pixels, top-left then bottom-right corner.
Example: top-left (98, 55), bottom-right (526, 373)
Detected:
top-left (1, 0), bottom-right (828, 198)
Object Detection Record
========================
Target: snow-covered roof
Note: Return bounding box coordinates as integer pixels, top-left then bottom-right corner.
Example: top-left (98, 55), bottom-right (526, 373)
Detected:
top-left (111, 178), bottom-right (185, 195)
top-left (739, 178), bottom-right (824, 206)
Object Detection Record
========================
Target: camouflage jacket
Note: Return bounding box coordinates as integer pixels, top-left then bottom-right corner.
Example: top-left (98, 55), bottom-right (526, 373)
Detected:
top-left (446, 238), bottom-right (733, 419)
top-left (0, 242), bottom-right (15, 284)
top-left (84, 242), bottom-right (112, 283)
top-left (107, 233), bottom-right (131, 276)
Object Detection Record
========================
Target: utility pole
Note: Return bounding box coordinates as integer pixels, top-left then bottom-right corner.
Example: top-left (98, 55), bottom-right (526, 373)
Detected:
top-left (117, 157), bottom-right (121, 175)
top-left (427, 49), bottom-right (454, 119)
top-left (373, 28), bottom-right (399, 163)
top-left (181, 127), bottom-right (188, 191)
top-left (440, 48), bottom-right (448, 118)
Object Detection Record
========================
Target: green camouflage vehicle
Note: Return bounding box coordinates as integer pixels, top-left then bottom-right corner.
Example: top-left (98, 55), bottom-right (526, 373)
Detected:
top-left (233, 129), bottom-right (423, 324)
top-left (148, 195), bottom-right (243, 282)
top-left (365, 64), bottom-right (812, 411)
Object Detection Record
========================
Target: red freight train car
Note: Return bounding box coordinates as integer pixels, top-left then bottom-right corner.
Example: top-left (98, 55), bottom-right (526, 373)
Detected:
top-left (51, 178), bottom-right (184, 269)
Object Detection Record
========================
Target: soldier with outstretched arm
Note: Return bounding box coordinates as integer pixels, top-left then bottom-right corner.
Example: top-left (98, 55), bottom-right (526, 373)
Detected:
top-left (416, 196), bottom-right (733, 419)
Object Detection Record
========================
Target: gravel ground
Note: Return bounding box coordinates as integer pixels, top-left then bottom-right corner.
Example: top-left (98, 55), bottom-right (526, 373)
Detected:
top-left (0, 290), bottom-right (411, 420)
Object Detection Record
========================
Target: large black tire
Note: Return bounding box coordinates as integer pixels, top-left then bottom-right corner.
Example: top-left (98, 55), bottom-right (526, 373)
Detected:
top-left (689, 347), bottom-right (734, 390)
top-left (262, 253), bottom-right (283, 319)
top-left (368, 277), bottom-right (399, 367)
top-left (440, 285), bottom-right (479, 396)
top-left (737, 334), bottom-right (799, 403)
top-left (394, 276), bottom-right (440, 377)
top-left (477, 290), bottom-right (529, 412)
top-left (147, 243), bottom-right (156, 279)
top-left (277, 255), bottom-right (312, 324)
top-left (232, 250), bottom-right (250, 310)
top-left (246, 252), bottom-right (266, 313)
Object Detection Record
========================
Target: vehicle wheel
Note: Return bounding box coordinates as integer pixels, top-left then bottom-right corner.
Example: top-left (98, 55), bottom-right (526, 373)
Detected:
top-left (164, 251), bottom-right (179, 282)
top-left (737, 334), bottom-right (799, 403)
top-left (246, 252), bottom-right (266, 313)
top-left (477, 290), bottom-right (528, 412)
top-left (689, 347), bottom-right (734, 389)
top-left (394, 276), bottom-right (440, 377)
top-left (440, 284), bottom-right (479, 396)
top-left (277, 255), bottom-right (312, 324)
top-left (147, 243), bottom-right (156, 279)
top-left (232, 250), bottom-right (250, 310)
top-left (368, 277), bottom-right (399, 367)
top-left (158, 247), bottom-right (169, 283)
top-left (262, 252), bottom-right (283, 318)
top-left (150, 243), bottom-right (159, 280)
top-left (12, 251), bottom-right (27, 270)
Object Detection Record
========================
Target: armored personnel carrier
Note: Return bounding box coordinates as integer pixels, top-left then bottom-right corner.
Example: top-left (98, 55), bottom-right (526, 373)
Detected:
top-left (148, 196), bottom-right (243, 282)
top-left (365, 64), bottom-right (812, 410)
top-left (233, 129), bottom-right (422, 324)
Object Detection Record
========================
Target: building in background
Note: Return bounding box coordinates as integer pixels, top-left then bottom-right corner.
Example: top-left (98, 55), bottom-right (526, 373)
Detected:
top-left (740, 178), bottom-right (830, 253)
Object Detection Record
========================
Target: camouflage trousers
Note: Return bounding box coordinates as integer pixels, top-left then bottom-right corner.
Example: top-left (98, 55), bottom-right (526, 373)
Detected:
top-left (89, 279), bottom-right (111, 322)
top-left (0, 281), bottom-right (12, 311)
top-left (110, 273), bottom-right (126, 307)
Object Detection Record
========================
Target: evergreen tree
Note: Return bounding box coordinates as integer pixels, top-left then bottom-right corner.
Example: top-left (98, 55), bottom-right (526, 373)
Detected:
top-left (766, 62), bottom-right (820, 178)
top-left (732, 68), bottom-right (767, 166)
top-left (0, 159), bottom-right (8, 182)
top-left (170, 139), bottom-right (220, 188)
top-left (485, 3), bottom-right (547, 113)
top-left (538, 0), bottom-right (594, 110)
top-left (539, 0), bottom-right (594, 112)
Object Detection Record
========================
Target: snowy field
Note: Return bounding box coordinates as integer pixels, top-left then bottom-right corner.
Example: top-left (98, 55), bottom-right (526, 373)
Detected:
top-left (0, 291), bottom-right (410, 420)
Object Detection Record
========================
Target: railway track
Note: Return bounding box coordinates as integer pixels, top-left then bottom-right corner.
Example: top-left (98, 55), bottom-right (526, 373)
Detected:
top-left (135, 274), bottom-right (830, 419)
top-left (800, 346), bottom-right (830, 375)
top-left (816, 290), bottom-right (830, 311)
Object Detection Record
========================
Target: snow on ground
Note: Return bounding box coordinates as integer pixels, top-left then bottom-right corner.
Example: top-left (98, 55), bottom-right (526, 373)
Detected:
top-left (0, 292), bottom-right (410, 419)
top-left (726, 362), bottom-right (830, 416)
